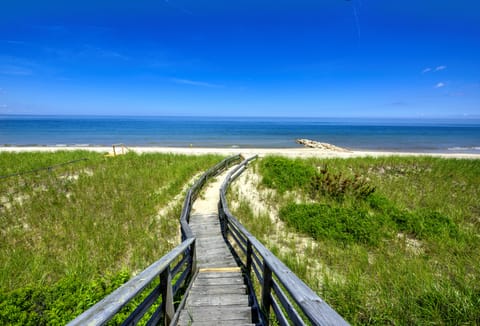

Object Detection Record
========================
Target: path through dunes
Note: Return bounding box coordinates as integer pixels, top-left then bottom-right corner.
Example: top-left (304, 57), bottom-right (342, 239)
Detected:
top-left (177, 166), bottom-right (254, 325)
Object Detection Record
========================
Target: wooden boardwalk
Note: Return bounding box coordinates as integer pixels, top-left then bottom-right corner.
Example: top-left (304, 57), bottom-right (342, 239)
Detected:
top-left (177, 168), bottom-right (254, 326)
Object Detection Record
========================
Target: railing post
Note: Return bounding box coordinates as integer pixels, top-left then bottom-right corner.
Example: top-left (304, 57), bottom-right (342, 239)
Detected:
top-left (160, 267), bottom-right (174, 326)
top-left (262, 261), bottom-right (273, 326)
top-left (218, 200), bottom-right (225, 237)
top-left (246, 240), bottom-right (253, 275)
top-left (190, 240), bottom-right (197, 274)
top-left (219, 200), bottom-right (229, 239)
top-left (224, 215), bottom-right (229, 239)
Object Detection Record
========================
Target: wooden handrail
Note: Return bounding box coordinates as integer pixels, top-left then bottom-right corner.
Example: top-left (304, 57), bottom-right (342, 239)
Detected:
top-left (67, 155), bottom-right (241, 326)
top-left (219, 156), bottom-right (349, 326)
top-left (67, 238), bottom-right (194, 326)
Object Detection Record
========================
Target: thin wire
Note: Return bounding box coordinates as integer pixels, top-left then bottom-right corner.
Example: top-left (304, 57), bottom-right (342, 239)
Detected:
top-left (0, 158), bottom-right (89, 179)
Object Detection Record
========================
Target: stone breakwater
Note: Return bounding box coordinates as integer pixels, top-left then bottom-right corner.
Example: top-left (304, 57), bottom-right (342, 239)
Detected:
top-left (296, 139), bottom-right (351, 152)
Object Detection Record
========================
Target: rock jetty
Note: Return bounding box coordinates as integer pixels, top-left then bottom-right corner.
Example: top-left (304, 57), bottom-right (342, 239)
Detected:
top-left (296, 139), bottom-right (351, 152)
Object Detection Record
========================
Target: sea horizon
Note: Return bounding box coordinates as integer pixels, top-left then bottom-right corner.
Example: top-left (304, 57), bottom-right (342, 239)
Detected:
top-left (1, 115), bottom-right (479, 153)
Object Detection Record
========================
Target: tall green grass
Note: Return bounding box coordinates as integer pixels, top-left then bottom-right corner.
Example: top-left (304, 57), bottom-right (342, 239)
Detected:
top-left (232, 156), bottom-right (480, 325)
top-left (0, 151), bottom-right (223, 324)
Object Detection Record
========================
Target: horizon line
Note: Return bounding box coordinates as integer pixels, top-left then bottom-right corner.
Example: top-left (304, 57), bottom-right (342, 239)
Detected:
top-left (1, 113), bottom-right (480, 120)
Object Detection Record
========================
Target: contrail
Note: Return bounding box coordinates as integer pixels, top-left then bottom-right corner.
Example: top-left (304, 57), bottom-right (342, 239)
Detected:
top-left (352, 3), bottom-right (361, 42)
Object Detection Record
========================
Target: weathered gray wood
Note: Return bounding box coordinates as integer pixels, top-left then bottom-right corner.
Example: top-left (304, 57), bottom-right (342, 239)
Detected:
top-left (261, 261), bottom-right (273, 326)
top-left (176, 162), bottom-right (254, 326)
top-left (197, 261), bottom-right (238, 268)
top-left (188, 322), bottom-right (254, 326)
top-left (196, 247), bottom-right (232, 255)
top-left (178, 306), bottom-right (253, 325)
top-left (160, 267), bottom-right (174, 326)
top-left (220, 155), bottom-right (350, 326)
top-left (189, 285), bottom-right (246, 295)
top-left (180, 306), bottom-right (252, 320)
top-left (187, 293), bottom-right (249, 307)
top-left (67, 155), bottom-right (243, 326)
top-left (196, 271), bottom-right (242, 279)
top-left (67, 238), bottom-right (194, 326)
top-left (193, 276), bottom-right (246, 286)
top-left (246, 240), bottom-right (253, 275)
top-left (178, 305), bottom-right (254, 325)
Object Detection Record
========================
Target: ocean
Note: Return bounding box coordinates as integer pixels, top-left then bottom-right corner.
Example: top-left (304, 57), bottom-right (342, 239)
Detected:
top-left (1, 115), bottom-right (480, 153)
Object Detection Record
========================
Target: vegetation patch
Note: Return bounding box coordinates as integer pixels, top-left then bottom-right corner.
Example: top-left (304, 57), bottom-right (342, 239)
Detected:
top-left (0, 151), bottom-right (223, 324)
top-left (310, 166), bottom-right (375, 200)
top-left (232, 156), bottom-right (480, 325)
top-left (0, 271), bottom-right (130, 325)
top-left (280, 203), bottom-right (381, 246)
top-left (259, 156), bottom-right (316, 193)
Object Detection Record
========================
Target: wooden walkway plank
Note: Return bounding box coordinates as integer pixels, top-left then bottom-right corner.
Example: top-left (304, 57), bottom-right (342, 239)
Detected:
top-left (176, 165), bottom-right (253, 326)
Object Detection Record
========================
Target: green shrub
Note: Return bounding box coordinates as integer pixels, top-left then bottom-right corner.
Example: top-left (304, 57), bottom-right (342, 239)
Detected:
top-left (259, 156), bottom-right (316, 193)
top-left (279, 203), bottom-right (382, 246)
top-left (367, 194), bottom-right (459, 240)
top-left (0, 271), bottom-right (130, 325)
top-left (240, 156), bottom-right (480, 325)
top-left (310, 166), bottom-right (375, 200)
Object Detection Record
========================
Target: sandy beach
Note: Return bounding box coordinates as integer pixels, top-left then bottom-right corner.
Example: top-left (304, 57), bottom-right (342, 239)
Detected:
top-left (1, 146), bottom-right (480, 159)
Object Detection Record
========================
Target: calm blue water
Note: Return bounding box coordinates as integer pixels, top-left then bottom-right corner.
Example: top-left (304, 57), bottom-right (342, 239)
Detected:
top-left (1, 115), bottom-right (480, 153)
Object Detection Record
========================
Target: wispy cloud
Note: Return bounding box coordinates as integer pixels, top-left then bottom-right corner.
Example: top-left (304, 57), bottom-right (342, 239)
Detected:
top-left (390, 101), bottom-right (408, 106)
top-left (33, 25), bottom-right (69, 33)
top-left (0, 56), bottom-right (57, 77)
top-left (79, 45), bottom-right (129, 60)
top-left (0, 65), bottom-right (33, 76)
top-left (171, 78), bottom-right (223, 88)
top-left (2, 40), bottom-right (28, 45)
top-left (0, 103), bottom-right (12, 114)
top-left (422, 65), bottom-right (447, 74)
top-left (434, 82), bottom-right (445, 88)
top-left (163, 0), bottom-right (193, 15)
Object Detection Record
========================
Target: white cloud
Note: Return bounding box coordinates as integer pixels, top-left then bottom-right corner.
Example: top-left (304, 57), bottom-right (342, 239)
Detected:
top-left (171, 78), bottom-right (223, 88)
top-left (434, 82), bottom-right (445, 88)
top-left (422, 65), bottom-right (446, 74)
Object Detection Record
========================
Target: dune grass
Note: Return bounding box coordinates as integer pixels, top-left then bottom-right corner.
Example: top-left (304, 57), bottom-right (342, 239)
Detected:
top-left (230, 156), bottom-right (480, 325)
top-left (0, 151), bottom-right (223, 325)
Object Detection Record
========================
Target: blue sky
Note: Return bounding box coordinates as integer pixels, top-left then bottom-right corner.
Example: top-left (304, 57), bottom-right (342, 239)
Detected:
top-left (1, 1), bottom-right (479, 117)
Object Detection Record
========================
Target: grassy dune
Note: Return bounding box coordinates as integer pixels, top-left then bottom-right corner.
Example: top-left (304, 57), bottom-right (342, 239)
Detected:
top-left (230, 156), bottom-right (480, 325)
top-left (0, 151), bottom-right (222, 325)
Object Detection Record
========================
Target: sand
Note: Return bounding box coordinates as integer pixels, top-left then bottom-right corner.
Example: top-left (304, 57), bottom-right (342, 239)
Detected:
top-left (1, 146), bottom-right (480, 159)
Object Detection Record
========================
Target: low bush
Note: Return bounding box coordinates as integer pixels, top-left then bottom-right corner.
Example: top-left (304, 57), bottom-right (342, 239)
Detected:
top-left (0, 271), bottom-right (130, 325)
top-left (259, 156), bottom-right (316, 193)
top-left (367, 194), bottom-right (459, 240)
top-left (279, 203), bottom-right (382, 246)
top-left (235, 156), bottom-right (480, 325)
top-left (310, 166), bottom-right (375, 200)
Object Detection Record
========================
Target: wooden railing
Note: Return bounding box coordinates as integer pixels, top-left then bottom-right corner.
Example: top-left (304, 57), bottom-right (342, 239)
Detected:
top-left (219, 156), bottom-right (349, 326)
top-left (68, 155), bottom-right (241, 326)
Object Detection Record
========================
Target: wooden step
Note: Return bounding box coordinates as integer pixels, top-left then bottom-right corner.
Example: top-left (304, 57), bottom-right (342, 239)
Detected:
top-left (177, 168), bottom-right (253, 326)
top-left (178, 306), bottom-right (253, 325)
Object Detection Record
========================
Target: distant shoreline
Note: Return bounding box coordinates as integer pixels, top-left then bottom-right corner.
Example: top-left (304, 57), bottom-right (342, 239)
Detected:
top-left (2, 115), bottom-right (480, 152)
top-left (1, 146), bottom-right (480, 159)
